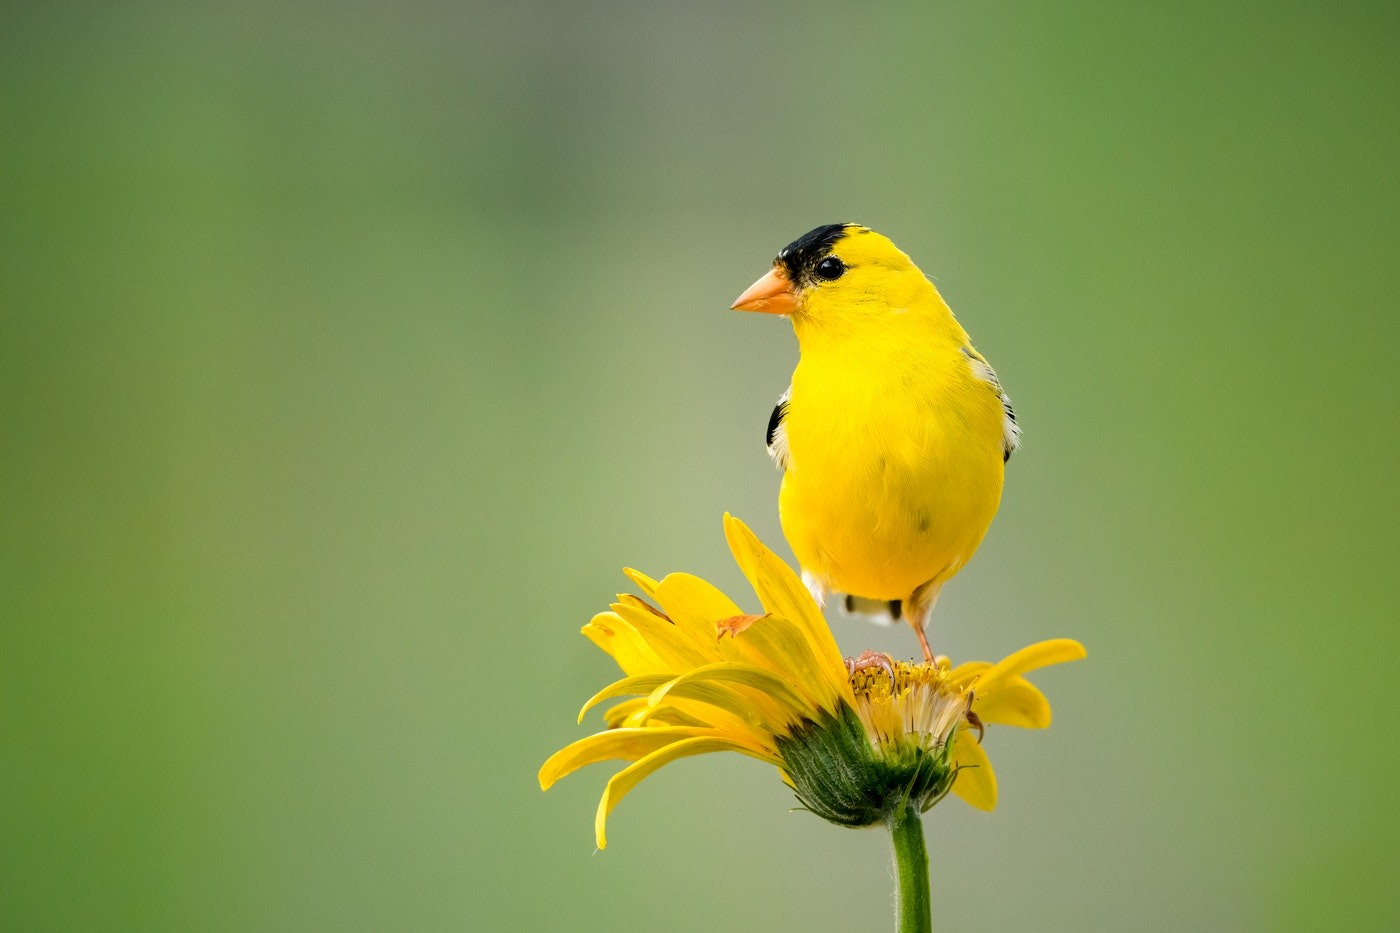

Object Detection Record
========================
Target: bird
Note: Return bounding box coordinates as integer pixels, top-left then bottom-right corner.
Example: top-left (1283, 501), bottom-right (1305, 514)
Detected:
top-left (730, 223), bottom-right (1019, 662)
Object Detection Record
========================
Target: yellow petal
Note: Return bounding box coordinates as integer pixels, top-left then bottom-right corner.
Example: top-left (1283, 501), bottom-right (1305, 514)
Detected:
top-left (722, 515), bottom-right (849, 698)
top-left (610, 700), bottom-right (712, 730)
top-left (580, 673), bottom-right (756, 737)
top-left (582, 612), bottom-right (666, 677)
top-left (610, 601), bottom-right (723, 670)
top-left (718, 613), bottom-right (845, 711)
top-left (649, 661), bottom-right (813, 727)
top-left (652, 572), bottom-right (745, 635)
top-left (951, 732), bottom-right (998, 811)
top-left (946, 660), bottom-right (990, 688)
top-left (973, 676), bottom-right (1051, 729)
top-left (578, 674), bottom-right (674, 722)
top-left (539, 726), bottom-right (714, 790)
top-left (621, 567), bottom-right (662, 600)
top-left (594, 736), bottom-right (778, 848)
top-left (973, 638), bottom-right (1086, 698)
top-left (601, 697), bottom-right (652, 728)
top-left (634, 573), bottom-right (756, 666)
top-left (643, 676), bottom-right (787, 737)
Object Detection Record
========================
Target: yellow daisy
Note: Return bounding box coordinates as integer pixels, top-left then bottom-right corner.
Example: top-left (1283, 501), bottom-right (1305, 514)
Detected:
top-left (539, 514), bottom-right (1084, 848)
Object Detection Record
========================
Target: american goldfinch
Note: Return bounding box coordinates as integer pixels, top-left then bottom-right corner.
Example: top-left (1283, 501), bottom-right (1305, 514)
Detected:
top-left (731, 224), bottom-right (1019, 661)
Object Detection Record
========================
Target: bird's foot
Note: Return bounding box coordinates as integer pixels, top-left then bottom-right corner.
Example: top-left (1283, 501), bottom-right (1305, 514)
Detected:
top-left (844, 650), bottom-right (898, 686)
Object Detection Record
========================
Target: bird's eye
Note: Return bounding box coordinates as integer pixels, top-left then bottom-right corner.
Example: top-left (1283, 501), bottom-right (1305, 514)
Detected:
top-left (814, 256), bottom-right (846, 281)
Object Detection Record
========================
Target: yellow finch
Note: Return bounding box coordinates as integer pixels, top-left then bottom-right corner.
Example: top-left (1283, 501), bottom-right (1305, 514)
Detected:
top-left (731, 224), bottom-right (1019, 660)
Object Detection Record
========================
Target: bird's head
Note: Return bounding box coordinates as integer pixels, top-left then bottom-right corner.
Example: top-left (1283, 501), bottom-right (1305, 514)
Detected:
top-left (731, 224), bottom-right (931, 330)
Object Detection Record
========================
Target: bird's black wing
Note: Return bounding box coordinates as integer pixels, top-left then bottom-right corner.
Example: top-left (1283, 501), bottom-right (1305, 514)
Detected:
top-left (961, 346), bottom-right (1021, 462)
top-left (766, 387), bottom-right (791, 471)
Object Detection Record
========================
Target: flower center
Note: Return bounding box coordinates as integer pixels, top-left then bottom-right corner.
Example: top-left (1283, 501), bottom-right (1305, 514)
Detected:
top-left (849, 659), bottom-right (971, 754)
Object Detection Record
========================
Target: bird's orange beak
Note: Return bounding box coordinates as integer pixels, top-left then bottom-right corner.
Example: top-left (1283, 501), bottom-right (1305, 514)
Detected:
top-left (731, 267), bottom-right (798, 315)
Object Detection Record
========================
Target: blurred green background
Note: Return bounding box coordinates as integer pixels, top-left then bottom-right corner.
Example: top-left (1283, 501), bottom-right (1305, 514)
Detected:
top-left (3, 1), bottom-right (1398, 930)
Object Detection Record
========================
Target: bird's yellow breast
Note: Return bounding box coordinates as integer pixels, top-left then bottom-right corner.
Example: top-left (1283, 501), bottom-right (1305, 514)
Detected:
top-left (779, 326), bottom-right (1006, 601)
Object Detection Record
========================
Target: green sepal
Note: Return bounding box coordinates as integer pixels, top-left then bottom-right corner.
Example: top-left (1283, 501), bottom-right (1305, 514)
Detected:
top-left (775, 701), bottom-right (958, 828)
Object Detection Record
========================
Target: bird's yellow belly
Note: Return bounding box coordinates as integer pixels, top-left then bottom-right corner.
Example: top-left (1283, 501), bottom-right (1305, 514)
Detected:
top-left (779, 375), bottom-right (1005, 601)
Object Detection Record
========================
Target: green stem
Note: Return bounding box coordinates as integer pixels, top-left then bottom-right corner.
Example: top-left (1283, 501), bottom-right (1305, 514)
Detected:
top-left (888, 803), bottom-right (931, 933)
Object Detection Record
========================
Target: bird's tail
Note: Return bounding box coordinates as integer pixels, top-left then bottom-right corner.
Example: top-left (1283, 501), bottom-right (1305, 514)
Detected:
top-left (839, 595), bottom-right (902, 626)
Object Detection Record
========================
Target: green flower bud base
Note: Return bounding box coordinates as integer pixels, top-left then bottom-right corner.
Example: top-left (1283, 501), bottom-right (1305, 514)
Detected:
top-left (776, 703), bottom-right (959, 828)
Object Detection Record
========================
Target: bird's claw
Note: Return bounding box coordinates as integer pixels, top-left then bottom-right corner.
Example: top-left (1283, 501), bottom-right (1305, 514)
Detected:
top-left (844, 650), bottom-right (898, 686)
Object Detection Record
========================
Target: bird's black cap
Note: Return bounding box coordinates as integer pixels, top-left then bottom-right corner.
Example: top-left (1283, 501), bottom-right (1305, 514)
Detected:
top-left (776, 223), bottom-right (853, 284)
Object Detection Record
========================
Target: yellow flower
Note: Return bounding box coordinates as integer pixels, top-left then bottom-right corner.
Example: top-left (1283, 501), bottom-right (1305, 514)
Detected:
top-left (539, 515), bottom-right (1084, 847)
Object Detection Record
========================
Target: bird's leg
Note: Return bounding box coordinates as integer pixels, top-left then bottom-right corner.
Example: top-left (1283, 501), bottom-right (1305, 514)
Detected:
top-left (910, 621), bottom-right (934, 663)
top-left (904, 581), bottom-right (944, 663)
